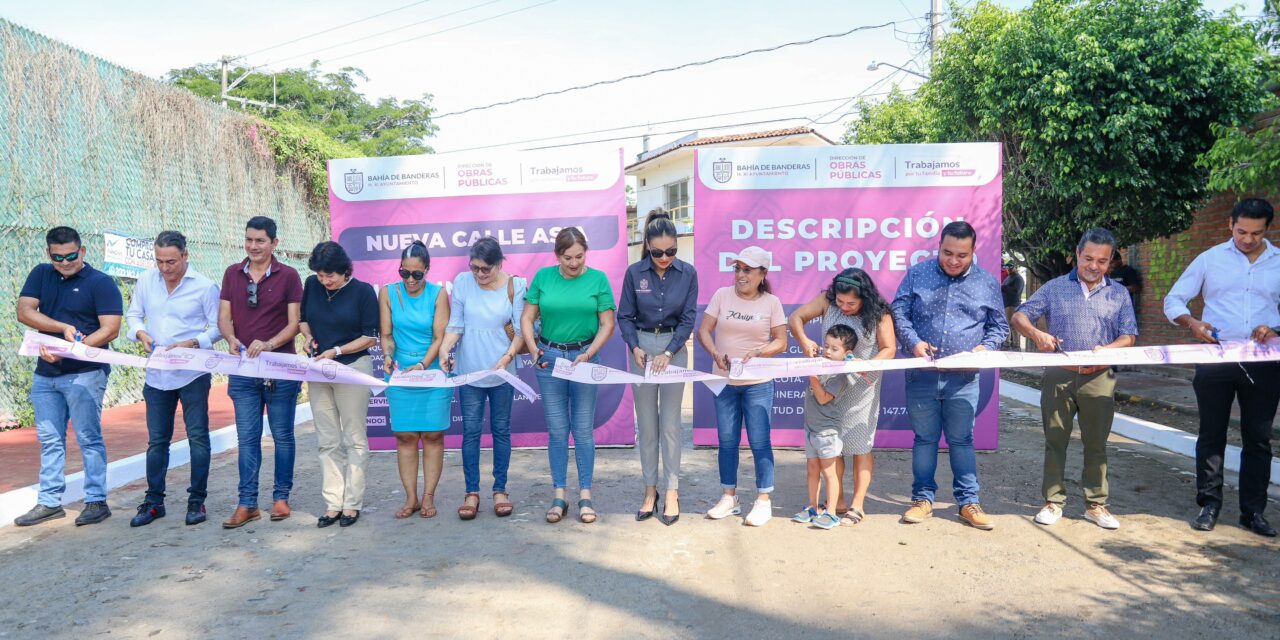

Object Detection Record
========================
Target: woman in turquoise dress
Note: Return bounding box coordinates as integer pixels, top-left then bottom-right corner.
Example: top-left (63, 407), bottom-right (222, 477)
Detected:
top-left (379, 240), bottom-right (452, 519)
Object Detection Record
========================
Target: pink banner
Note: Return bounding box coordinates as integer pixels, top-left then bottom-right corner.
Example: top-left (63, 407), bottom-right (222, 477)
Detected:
top-left (692, 144), bottom-right (1004, 449)
top-left (328, 149), bottom-right (633, 450)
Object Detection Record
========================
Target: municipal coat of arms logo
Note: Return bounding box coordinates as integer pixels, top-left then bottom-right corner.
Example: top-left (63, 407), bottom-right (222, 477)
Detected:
top-left (83, 347), bottom-right (103, 359)
top-left (591, 365), bottom-right (608, 382)
top-left (1144, 348), bottom-right (1169, 363)
top-left (321, 363), bottom-right (338, 381)
top-left (204, 356), bottom-right (221, 370)
top-left (712, 158), bottom-right (733, 184)
top-left (730, 361), bottom-right (745, 377)
top-left (344, 168), bottom-right (364, 195)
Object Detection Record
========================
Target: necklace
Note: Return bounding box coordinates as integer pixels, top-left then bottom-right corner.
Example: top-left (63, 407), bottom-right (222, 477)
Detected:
top-left (326, 278), bottom-right (352, 302)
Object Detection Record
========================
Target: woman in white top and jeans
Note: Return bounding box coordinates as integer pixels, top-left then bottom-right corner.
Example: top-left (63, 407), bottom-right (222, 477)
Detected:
top-left (438, 237), bottom-right (525, 520)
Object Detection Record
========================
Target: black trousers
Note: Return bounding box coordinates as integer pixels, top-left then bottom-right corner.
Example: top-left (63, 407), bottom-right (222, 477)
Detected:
top-left (1191, 362), bottom-right (1278, 516)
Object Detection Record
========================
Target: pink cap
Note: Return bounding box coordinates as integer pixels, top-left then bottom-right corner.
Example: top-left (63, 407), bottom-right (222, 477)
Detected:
top-left (733, 246), bottom-right (772, 270)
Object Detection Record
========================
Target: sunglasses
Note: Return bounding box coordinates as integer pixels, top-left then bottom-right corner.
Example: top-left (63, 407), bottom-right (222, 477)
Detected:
top-left (648, 248), bottom-right (678, 259)
top-left (247, 281), bottom-right (259, 309)
top-left (469, 263), bottom-right (494, 275)
top-left (399, 268), bottom-right (425, 281)
top-left (50, 251), bottom-right (81, 263)
top-left (732, 265), bottom-right (761, 274)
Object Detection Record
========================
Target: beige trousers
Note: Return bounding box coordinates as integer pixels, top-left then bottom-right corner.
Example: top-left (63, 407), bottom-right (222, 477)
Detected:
top-left (310, 355), bottom-right (373, 511)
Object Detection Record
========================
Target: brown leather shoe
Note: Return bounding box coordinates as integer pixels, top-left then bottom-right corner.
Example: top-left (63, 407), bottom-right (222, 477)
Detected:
top-left (901, 499), bottom-right (933, 524)
top-left (270, 500), bottom-right (291, 521)
top-left (959, 503), bottom-right (995, 530)
top-left (222, 507), bottom-right (261, 529)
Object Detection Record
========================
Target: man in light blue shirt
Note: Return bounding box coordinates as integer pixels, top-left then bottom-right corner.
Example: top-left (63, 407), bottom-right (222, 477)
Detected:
top-left (125, 230), bottom-right (222, 527)
top-left (1164, 198), bottom-right (1280, 538)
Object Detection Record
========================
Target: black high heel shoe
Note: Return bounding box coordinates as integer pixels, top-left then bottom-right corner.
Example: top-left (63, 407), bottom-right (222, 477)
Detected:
top-left (659, 496), bottom-right (680, 526)
top-left (635, 492), bottom-right (658, 521)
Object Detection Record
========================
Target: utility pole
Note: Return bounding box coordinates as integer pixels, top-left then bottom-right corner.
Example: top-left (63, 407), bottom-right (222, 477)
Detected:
top-left (217, 56), bottom-right (277, 111)
top-left (220, 56), bottom-right (229, 108)
top-left (928, 0), bottom-right (943, 62)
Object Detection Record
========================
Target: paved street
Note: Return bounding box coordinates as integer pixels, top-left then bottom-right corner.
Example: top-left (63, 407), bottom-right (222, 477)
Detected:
top-left (1, 396), bottom-right (1277, 640)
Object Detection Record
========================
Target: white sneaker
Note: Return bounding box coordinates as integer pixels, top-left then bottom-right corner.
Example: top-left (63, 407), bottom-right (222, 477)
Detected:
top-left (744, 498), bottom-right (773, 527)
top-left (1085, 505), bottom-right (1120, 530)
top-left (1034, 503), bottom-right (1062, 526)
top-left (706, 494), bottom-right (741, 520)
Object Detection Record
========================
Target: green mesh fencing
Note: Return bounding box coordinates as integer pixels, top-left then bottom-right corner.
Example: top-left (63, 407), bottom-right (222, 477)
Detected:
top-left (0, 20), bottom-right (330, 425)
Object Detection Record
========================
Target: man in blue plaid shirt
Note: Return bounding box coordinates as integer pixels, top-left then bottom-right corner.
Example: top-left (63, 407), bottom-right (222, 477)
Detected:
top-left (1012, 228), bottom-right (1137, 531)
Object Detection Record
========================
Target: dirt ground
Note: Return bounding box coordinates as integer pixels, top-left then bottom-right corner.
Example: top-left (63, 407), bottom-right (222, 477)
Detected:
top-left (0, 396), bottom-right (1277, 640)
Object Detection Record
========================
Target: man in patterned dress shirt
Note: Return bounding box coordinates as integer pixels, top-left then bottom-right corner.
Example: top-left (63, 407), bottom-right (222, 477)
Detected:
top-left (1012, 229), bottom-right (1137, 531)
top-left (892, 221), bottom-right (1008, 531)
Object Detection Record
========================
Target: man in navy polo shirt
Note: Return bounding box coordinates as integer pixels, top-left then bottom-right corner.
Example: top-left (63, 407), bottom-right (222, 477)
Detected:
top-left (217, 216), bottom-right (303, 529)
top-left (13, 226), bottom-right (123, 527)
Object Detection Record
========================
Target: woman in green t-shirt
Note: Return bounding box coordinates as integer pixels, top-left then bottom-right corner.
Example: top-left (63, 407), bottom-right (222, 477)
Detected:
top-left (520, 227), bottom-right (617, 524)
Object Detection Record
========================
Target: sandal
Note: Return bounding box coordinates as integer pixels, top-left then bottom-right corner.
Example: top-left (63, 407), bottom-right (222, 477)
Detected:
top-left (841, 507), bottom-right (866, 526)
top-left (577, 498), bottom-right (597, 524)
top-left (420, 492), bottom-right (437, 519)
top-left (458, 493), bottom-right (480, 521)
top-left (395, 501), bottom-right (421, 519)
top-left (493, 492), bottom-right (514, 517)
top-left (546, 498), bottom-right (568, 523)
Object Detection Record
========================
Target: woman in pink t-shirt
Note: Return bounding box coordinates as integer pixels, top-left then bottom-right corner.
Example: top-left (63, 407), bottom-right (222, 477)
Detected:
top-left (696, 246), bottom-right (788, 527)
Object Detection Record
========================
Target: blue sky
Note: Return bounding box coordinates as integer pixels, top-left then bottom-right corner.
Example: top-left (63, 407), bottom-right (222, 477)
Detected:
top-left (0, 0), bottom-right (1261, 159)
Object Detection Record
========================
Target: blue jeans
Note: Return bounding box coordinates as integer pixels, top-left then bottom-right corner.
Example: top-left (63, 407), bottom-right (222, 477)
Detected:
top-left (459, 383), bottom-right (514, 494)
top-left (533, 346), bottom-right (598, 490)
top-left (906, 371), bottom-right (980, 505)
top-left (228, 375), bottom-right (301, 508)
top-left (31, 370), bottom-right (109, 507)
top-left (143, 375), bottom-right (212, 506)
top-left (713, 381), bottom-right (775, 493)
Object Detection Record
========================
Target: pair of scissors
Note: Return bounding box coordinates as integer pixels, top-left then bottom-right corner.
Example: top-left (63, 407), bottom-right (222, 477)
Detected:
top-left (1210, 328), bottom-right (1255, 384)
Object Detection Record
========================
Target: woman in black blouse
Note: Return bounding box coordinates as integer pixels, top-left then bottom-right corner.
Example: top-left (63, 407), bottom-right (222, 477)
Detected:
top-left (299, 241), bottom-right (379, 528)
top-left (617, 209), bottom-right (698, 525)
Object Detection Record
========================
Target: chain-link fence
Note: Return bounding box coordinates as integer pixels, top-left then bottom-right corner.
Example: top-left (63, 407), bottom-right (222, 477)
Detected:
top-left (0, 20), bottom-right (330, 425)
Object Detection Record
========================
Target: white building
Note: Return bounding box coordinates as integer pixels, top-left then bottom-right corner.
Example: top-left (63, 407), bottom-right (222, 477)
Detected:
top-left (623, 126), bottom-right (835, 260)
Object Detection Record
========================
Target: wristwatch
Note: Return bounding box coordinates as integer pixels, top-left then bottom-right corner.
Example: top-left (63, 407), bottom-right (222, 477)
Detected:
top-left (334, 345), bottom-right (343, 356)
top-left (663, 350), bottom-right (673, 358)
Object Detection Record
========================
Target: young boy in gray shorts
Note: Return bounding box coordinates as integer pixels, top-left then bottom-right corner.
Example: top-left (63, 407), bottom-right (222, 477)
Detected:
top-left (793, 324), bottom-right (860, 530)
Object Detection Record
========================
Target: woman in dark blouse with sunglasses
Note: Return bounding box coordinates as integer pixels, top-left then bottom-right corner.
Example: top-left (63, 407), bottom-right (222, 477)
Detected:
top-left (379, 240), bottom-right (452, 520)
top-left (617, 208), bottom-right (698, 525)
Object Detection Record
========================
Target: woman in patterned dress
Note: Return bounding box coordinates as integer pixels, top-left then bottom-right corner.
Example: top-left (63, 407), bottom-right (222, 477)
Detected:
top-left (787, 268), bottom-right (896, 524)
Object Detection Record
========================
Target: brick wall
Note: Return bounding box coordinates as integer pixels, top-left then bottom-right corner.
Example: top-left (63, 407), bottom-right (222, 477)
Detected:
top-left (1130, 192), bottom-right (1280, 345)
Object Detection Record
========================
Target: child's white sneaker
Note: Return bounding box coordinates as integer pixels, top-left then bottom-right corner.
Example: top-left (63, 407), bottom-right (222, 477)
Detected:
top-left (706, 494), bottom-right (741, 520)
top-left (744, 498), bottom-right (772, 526)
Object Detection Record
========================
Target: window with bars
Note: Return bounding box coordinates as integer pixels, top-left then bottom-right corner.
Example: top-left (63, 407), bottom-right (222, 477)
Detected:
top-left (664, 179), bottom-right (691, 226)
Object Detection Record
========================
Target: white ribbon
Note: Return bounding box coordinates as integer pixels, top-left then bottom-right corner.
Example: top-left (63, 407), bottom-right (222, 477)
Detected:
top-left (21, 331), bottom-right (1280, 394)
top-left (19, 331), bottom-right (148, 369)
top-left (387, 366), bottom-right (538, 402)
top-left (727, 356), bottom-right (930, 380)
top-left (19, 331), bottom-right (526, 398)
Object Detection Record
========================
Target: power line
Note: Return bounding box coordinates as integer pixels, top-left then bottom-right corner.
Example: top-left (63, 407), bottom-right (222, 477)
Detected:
top-left (316, 0), bottom-right (558, 66)
top-left (265, 0), bottom-right (508, 67)
top-left (434, 93), bottom-right (899, 154)
top-left (435, 21), bottom-right (900, 120)
top-left (521, 116), bottom-right (832, 152)
top-left (510, 88), bottom-right (920, 153)
top-left (240, 0), bottom-right (434, 59)
top-left (897, 0), bottom-right (928, 25)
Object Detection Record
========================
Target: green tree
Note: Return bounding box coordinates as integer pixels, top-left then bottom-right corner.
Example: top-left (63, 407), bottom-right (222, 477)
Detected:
top-left (847, 0), bottom-right (1267, 281)
top-left (842, 85), bottom-right (935, 145)
top-left (166, 62), bottom-right (438, 157)
top-left (1199, 1), bottom-right (1280, 195)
